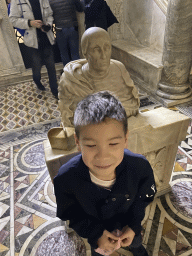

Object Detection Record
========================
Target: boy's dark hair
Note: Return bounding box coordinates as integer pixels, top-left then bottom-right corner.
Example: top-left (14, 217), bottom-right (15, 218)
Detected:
top-left (74, 91), bottom-right (128, 138)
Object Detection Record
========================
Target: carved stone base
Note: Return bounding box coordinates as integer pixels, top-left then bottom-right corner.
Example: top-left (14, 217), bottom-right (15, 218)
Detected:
top-left (155, 184), bottom-right (172, 198)
top-left (130, 73), bottom-right (192, 107)
top-left (157, 81), bottom-right (192, 100)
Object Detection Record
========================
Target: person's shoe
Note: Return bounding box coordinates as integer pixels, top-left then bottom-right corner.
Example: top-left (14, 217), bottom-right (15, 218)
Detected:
top-left (129, 245), bottom-right (149, 256)
top-left (36, 83), bottom-right (46, 91)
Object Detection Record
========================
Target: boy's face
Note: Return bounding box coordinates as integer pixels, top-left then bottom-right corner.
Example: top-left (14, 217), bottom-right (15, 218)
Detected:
top-left (74, 118), bottom-right (128, 181)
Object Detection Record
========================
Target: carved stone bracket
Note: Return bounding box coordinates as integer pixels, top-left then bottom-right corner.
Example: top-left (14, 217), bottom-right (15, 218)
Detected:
top-left (144, 147), bottom-right (166, 187)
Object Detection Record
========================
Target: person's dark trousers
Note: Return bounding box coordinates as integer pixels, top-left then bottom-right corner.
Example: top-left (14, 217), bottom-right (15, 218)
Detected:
top-left (91, 233), bottom-right (143, 256)
top-left (30, 45), bottom-right (58, 97)
top-left (56, 27), bottom-right (80, 67)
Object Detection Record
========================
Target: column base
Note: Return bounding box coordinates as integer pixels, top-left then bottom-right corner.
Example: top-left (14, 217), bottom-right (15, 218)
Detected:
top-left (154, 92), bottom-right (192, 107)
top-left (156, 81), bottom-right (192, 100)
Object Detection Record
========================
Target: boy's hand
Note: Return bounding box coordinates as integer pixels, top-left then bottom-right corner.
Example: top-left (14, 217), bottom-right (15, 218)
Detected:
top-left (97, 230), bottom-right (119, 252)
top-left (119, 226), bottom-right (135, 247)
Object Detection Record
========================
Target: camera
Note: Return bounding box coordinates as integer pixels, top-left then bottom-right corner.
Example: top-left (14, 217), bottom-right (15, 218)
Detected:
top-left (41, 24), bottom-right (51, 32)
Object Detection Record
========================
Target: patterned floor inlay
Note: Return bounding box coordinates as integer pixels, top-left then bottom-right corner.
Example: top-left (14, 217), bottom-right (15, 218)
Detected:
top-left (0, 121), bottom-right (191, 256)
top-left (177, 101), bottom-right (192, 119)
top-left (0, 79), bottom-right (60, 133)
top-left (1, 80), bottom-right (192, 255)
top-left (170, 181), bottom-right (192, 219)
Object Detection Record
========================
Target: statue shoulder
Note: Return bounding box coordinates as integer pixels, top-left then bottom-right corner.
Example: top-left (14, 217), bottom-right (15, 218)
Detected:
top-left (110, 59), bottom-right (127, 71)
top-left (64, 59), bottom-right (87, 74)
top-left (110, 59), bottom-right (131, 78)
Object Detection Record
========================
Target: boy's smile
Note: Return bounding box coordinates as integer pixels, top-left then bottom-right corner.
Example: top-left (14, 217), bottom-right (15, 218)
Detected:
top-left (75, 118), bottom-right (128, 181)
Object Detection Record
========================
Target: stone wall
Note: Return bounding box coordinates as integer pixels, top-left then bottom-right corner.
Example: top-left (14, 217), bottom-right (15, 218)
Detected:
top-left (0, 0), bottom-right (25, 79)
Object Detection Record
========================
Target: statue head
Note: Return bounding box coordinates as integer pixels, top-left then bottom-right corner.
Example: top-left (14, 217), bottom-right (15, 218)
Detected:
top-left (81, 27), bottom-right (111, 76)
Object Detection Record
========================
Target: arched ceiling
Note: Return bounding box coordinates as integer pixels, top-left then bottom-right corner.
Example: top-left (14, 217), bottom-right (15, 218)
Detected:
top-left (153, 0), bottom-right (168, 15)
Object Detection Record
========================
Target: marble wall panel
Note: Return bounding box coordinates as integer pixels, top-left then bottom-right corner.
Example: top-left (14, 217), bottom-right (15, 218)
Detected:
top-left (150, 1), bottom-right (166, 51)
top-left (0, 0), bottom-right (25, 76)
top-left (107, 0), bottom-right (166, 51)
top-left (125, 0), bottom-right (153, 47)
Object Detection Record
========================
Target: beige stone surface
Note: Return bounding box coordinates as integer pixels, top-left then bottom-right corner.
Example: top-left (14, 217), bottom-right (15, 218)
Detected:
top-left (48, 127), bottom-right (76, 151)
top-left (128, 107), bottom-right (189, 153)
top-left (43, 140), bottom-right (78, 182)
top-left (128, 107), bottom-right (189, 195)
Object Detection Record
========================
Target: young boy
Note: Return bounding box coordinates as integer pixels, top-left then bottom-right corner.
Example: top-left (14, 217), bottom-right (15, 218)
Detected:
top-left (54, 91), bottom-right (156, 256)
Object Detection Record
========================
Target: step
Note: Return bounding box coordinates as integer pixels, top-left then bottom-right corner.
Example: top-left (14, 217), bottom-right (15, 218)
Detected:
top-left (0, 63), bottom-right (63, 88)
top-left (111, 40), bottom-right (163, 91)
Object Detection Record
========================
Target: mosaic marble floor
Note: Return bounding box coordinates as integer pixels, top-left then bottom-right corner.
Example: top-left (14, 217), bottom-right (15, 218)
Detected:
top-left (0, 78), bottom-right (60, 133)
top-left (0, 79), bottom-right (192, 256)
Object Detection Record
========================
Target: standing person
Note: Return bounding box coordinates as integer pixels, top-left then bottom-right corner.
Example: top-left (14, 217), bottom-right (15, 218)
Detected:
top-left (49, 0), bottom-right (84, 67)
top-left (84, 0), bottom-right (118, 31)
top-left (9, 0), bottom-right (58, 99)
top-left (54, 91), bottom-right (156, 256)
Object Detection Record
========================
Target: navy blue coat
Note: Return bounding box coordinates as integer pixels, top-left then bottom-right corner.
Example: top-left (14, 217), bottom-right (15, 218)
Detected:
top-left (54, 149), bottom-right (156, 248)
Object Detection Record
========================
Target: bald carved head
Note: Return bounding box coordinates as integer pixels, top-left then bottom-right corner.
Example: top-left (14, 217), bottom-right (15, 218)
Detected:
top-left (81, 27), bottom-right (112, 76)
top-left (81, 27), bottom-right (111, 57)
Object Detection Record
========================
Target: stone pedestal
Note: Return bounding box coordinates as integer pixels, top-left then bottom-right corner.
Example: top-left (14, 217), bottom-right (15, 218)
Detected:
top-left (43, 107), bottom-right (189, 197)
top-left (128, 107), bottom-right (189, 196)
top-left (0, 0), bottom-right (25, 81)
top-left (156, 0), bottom-right (192, 102)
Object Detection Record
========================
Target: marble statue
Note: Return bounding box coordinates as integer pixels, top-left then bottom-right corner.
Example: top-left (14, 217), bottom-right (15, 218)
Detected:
top-left (58, 27), bottom-right (140, 127)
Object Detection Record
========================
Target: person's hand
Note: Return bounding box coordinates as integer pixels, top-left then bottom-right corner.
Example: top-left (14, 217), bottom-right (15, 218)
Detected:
top-left (30, 20), bottom-right (43, 29)
top-left (119, 226), bottom-right (135, 247)
top-left (97, 230), bottom-right (119, 252)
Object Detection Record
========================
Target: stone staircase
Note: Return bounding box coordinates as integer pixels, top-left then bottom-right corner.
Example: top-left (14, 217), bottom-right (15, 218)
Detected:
top-left (111, 40), bottom-right (163, 92)
top-left (0, 63), bottom-right (63, 88)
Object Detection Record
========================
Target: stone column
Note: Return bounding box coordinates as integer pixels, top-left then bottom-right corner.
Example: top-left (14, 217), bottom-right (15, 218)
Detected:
top-left (0, 0), bottom-right (25, 82)
top-left (156, 0), bottom-right (192, 100)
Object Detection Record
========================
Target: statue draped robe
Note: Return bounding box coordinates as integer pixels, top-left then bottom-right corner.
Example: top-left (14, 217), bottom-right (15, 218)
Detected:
top-left (59, 59), bottom-right (140, 127)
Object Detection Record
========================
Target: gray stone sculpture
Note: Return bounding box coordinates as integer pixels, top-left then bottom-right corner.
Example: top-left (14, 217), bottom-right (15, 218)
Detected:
top-left (58, 27), bottom-right (140, 127)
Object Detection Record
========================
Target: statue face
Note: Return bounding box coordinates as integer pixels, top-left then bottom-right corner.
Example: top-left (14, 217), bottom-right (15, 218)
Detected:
top-left (86, 35), bottom-right (111, 75)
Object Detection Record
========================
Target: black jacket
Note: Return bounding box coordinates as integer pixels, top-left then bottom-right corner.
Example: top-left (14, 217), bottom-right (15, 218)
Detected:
top-left (49, 0), bottom-right (84, 28)
top-left (84, 0), bottom-right (118, 28)
top-left (54, 149), bottom-right (156, 248)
